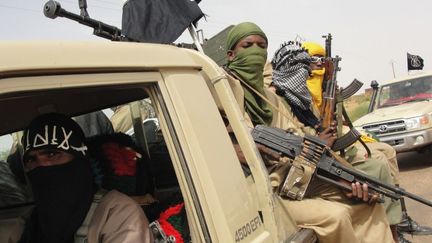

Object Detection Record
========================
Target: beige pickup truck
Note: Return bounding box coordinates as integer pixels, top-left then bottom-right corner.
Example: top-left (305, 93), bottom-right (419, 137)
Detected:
top-left (354, 72), bottom-right (432, 153)
top-left (0, 41), bottom-right (316, 242)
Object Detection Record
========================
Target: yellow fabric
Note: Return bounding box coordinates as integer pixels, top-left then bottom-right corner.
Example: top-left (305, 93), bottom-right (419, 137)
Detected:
top-left (302, 41), bottom-right (326, 112)
top-left (302, 42), bottom-right (326, 56)
top-left (360, 134), bottom-right (377, 143)
top-left (306, 69), bottom-right (325, 112)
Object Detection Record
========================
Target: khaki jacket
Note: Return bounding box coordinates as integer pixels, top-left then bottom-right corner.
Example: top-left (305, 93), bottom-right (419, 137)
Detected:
top-left (88, 190), bottom-right (153, 243)
top-left (222, 68), bottom-right (311, 133)
top-left (226, 70), bottom-right (347, 199)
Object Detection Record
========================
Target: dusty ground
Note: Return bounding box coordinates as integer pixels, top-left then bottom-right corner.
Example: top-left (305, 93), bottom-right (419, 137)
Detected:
top-left (397, 150), bottom-right (432, 243)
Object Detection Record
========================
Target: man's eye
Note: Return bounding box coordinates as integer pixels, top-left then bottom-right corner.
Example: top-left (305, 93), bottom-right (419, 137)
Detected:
top-left (46, 151), bottom-right (59, 158)
top-left (258, 43), bottom-right (267, 48)
top-left (242, 42), bottom-right (253, 48)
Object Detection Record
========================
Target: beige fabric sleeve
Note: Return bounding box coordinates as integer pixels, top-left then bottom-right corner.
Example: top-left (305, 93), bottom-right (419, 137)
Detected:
top-left (88, 190), bottom-right (153, 243)
top-left (263, 61), bottom-right (273, 88)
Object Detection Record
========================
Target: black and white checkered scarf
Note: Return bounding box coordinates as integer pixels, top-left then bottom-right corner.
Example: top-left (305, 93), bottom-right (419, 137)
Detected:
top-left (271, 42), bottom-right (320, 128)
top-left (271, 41), bottom-right (312, 110)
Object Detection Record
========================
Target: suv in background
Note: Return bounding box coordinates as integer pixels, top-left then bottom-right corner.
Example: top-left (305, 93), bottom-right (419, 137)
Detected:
top-left (354, 72), bottom-right (432, 153)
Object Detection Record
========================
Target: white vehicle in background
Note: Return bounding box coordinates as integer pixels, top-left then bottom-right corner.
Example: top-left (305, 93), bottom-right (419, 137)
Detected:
top-left (354, 72), bottom-right (432, 153)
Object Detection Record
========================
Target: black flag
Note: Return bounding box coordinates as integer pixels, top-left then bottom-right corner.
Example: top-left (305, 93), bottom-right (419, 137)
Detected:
top-left (407, 53), bottom-right (424, 71)
top-left (122, 0), bottom-right (204, 44)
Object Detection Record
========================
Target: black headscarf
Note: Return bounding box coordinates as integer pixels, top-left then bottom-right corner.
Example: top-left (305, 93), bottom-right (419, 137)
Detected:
top-left (20, 113), bottom-right (94, 243)
top-left (26, 158), bottom-right (94, 243)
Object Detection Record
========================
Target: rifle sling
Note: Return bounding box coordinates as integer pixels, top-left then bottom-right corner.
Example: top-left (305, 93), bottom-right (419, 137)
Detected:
top-left (224, 68), bottom-right (297, 126)
top-left (340, 100), bottom-right (371, 157)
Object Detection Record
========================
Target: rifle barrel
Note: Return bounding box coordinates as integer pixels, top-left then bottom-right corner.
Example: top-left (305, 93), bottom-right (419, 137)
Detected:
top-left (44, 0), bottom-right (124, 41)
top-left (315, 173), bottom-right (385, 203)
top-left (332, 159), bottom-right (432, 207)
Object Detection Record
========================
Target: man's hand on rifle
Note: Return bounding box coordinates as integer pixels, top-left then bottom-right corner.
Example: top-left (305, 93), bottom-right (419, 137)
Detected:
top-left (316, 125), bottom-right (337, 147)
top-left (226, 124), bottom-right (281, 164)
top-left (256, 144), bottom-right (281, 161)
top-left (343, 181), bottom-right (380, 204)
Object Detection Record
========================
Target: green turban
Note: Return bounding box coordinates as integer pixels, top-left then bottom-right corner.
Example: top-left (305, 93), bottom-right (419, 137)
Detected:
top-left (225, 22), bottom-right (272, 126)
top-left (226, 22), bottom-right (268, 51)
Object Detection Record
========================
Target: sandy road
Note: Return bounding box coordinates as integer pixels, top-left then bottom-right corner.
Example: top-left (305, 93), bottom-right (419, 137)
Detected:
top-left (397, 150), bottom-right (432, 243)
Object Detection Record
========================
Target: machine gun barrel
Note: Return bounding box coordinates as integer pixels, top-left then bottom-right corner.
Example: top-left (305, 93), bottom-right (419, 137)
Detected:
top-left (43, 0), bottom-right (127, 41)
top-left (252, 125), bottom-right (432, 207)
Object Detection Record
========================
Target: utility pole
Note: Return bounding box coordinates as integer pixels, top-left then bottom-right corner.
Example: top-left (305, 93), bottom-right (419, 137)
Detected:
top-left (389, 59), bottom-right (396, 78)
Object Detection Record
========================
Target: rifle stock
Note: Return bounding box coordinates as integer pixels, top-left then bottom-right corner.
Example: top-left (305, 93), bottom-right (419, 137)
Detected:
top-left (320, 56), bottom-right (341, 129)
top-left (320, 95), bottom-right (335, 130)
top-left (251, 125), bottom-right (432, 207)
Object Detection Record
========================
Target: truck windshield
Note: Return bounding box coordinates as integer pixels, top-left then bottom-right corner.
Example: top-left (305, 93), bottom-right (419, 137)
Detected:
top-left (378, 76), bottom-right (432, 108)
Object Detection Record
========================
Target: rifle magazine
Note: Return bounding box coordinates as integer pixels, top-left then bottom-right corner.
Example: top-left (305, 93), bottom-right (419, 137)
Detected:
top-left (332, 129), bottom-right (361, 151)
top-left (340, 79), bottom-right (363, 100)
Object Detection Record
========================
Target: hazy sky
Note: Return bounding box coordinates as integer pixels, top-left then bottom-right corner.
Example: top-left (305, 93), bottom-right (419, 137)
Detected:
top-left (2, 0), bottom-right (431, 88)
top-left (0, 0), bottom-right (431, 151)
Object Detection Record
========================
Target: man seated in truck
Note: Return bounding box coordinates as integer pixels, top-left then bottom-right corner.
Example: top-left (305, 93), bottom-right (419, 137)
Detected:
top-left (268, 40), bottom-right (411, 242)
top-left (18, 113), bottom-right (153, 243)
top-left (221, 21), bottom-right (394, 243)
top-left (299, 40), bottom-right (432, 238)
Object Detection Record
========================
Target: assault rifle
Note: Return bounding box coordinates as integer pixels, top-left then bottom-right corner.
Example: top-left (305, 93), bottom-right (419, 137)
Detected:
top-left (251, 125), bottom-right (432, 207)
top-left (320, 34), bottom-right (363, 151)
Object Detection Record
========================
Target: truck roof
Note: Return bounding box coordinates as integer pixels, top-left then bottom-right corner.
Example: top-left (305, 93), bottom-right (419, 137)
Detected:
top-left (0, 40), bottom-right (211, 134)
top-left (381, 71), bottom-right (432, 86)
top-left (0, 41), bottom-right (202, 77)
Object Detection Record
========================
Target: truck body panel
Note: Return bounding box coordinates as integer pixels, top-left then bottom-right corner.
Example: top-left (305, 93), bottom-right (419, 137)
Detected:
top-left (0, 41), bottom-right (312, 242)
